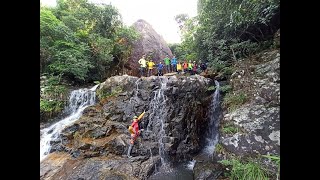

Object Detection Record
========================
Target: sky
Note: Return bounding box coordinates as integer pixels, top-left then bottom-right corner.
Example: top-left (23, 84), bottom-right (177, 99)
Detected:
top-left (40, 0), bottom-right (198, 44)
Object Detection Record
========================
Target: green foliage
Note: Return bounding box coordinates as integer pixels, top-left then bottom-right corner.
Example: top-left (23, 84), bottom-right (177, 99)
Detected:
top-left (262, 155), bottom-right (280, 164)
top-left (194, 0), bottom-right (279, 72)
top-left (40, 0), bottom-right (140, 115)
top-left (88, 34), bottom-right (114, 79)
top-left (40, 98), bottom-right (65, 113)
top-left (186, 53), bottom-right (198, 62)
top-left (40, 8), bottom-right (69, 40)
top-left (215, 143), bottom-right (225, 154)
top-left (207, 86), bottom-right (215, 91)
top-left (223, 91), bottom-right (248, 112)
top-left (171, 15), bottom-right (199, 62)
top-left (40, 74), bottom-right (68, 117)
top-left (262, 154), bottom-right (280, 179)
top-left (208, 84), bottom-right (232, 94)
top-left (221, 66), bottom-right (235, 76)
top-left (48, 41), bottom-right (93, 81)
top-left (209, 60), bottom-right (228, 72)
top-left (175, 14), bottom-right (189, 25)
top-left (40, 0), bottom-right (139, 83)
top-left (97, 86), bottom-right (123, 100)
top-left (229, 39), bottom-right (260, 58)
top-left (41, 75), bottom-right (68, 99)
top-left (112, 26), bottom-right (140, 73)
top-left (92, 5), bottom-right (123, 38)
top-left (219, 158), bottom-right (268, 180)
top-left (222, 123), bottom-right (241, 135)
top-left (220, 85), bottom-right (232, 93)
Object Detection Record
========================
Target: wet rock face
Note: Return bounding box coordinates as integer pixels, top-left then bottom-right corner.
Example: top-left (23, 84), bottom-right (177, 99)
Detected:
top-left (220, 50), bottom-right (280, 157)
top-left (92, 75), bottom-right (213, 160)
top-left (41, 152), bottom-right (160, 180)
top-left (42, 75), bottom-right (215, 179)
top-left (273, 29), bottom-right (280, 48)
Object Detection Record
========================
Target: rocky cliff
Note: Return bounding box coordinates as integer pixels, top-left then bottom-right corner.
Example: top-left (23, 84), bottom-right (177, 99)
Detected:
top-left (220, 49), bottom-right (280, 157)
top-left (126, 19), bottom-right (173, 76)
top-left (40, 75), bottom-right (215, 179)
top-left (40, 32), bottom-right (280, 179)
top-left (193, 47), bottom-right (280, 179)
top-left (192, 28), bottom-right (281, 179)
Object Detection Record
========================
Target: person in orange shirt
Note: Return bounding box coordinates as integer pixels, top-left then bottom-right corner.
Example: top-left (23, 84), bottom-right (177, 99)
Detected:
top-left (182, 61), bottom-right (188, 73)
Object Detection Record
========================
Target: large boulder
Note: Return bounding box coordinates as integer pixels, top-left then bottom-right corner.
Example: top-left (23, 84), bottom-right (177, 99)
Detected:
top-left (126, 19), bottom-right (173, 76)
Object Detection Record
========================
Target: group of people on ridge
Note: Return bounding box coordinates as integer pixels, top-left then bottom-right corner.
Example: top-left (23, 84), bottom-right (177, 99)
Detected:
top-left (138, 54), bottom-right (207, 77)
top-left (128, 55), bottom-right (208, 157)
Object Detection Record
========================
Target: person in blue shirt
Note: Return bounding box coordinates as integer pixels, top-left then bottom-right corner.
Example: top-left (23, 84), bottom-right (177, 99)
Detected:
top-left (171, 56), bottom-right (177, 72)
top-left (157, 61), bottom-right (164, 76)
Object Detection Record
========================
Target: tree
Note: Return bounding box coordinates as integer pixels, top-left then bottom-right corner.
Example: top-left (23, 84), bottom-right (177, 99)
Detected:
top-left (113, 26), bottom-right (140, 74)
top-left (40, 0), bottom-right (139, 83)
top-left (172, 14), bottom-right (198, 62)
top-left (195, 0), bottom-right (280, 71)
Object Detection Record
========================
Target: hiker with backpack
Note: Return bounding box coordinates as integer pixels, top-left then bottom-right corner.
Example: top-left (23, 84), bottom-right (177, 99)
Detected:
top-left (127, 111), bottom-right (146, 157)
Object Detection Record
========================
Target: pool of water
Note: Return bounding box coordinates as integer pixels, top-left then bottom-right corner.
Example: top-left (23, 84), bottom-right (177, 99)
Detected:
top-left (148, 162), bottom-right (194, 180)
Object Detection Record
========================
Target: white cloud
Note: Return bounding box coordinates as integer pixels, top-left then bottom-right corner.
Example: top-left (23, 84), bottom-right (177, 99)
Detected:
top-left (40, 0), bottom-right (198, 44)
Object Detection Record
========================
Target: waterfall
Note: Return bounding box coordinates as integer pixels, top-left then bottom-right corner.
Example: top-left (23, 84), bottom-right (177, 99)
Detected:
top-left (40, 84), bottom-right (99, 162)
top-left (129, 78), bottom-right (141, 105)
top-left (158, 78), bottom-right (168, 166)
top-left (145, 77), bottom-right (169, 167)
top-left (186, 159), bottom-right (196, 170)
top-left (203, 80), bottom-right (222, 156)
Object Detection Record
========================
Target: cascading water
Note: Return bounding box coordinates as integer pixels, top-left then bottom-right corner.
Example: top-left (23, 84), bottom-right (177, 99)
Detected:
top-left (40, 84), bottom-right (99, 162)
top-left (129, 78), bottom-right (141, 104)
top-left (146, 77), bottom-right (169, 167)
top-left (158, 78), bottom-right (169, 166)
top-left (150, 79), bottom-right (221, 180)
top-left (186, 159), bottom-right (196, 170)
top-left (203, 80), bottom-right (222, 156)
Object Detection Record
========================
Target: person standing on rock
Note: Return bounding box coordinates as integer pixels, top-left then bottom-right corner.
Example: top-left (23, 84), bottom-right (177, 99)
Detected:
top-left (138, 55), bottom-right (147, 77)
top-left (147, 59), bottom-right (155, 77)
top-left (127, 111), bottom-right (146, 157)
top-left (163, 55), bottom-right (171, 73)
top-left (193, 61), bottom-right (198, 75)
top-left (171, 56), bottom-right (177, 72)
top-left (183, 60), bottom-right (188, 73)
top-left (177, 61), bottom-right (183, 74)
top-left (157, 61), bottom-right (164, 76)
top-left (188, 60), bottom-right (194, 74)
top-left (200, 61), bottom-right (207, 73)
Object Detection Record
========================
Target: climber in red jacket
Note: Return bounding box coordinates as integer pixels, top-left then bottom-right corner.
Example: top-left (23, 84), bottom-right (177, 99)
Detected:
top-left (127, 111), bottom-right (145, 157)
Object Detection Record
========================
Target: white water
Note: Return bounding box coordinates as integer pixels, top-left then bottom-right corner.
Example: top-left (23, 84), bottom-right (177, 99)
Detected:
top-left (145, 77), bottom-right (169, 166)
top-left (146, 85), bottom-right (163, 132)
top-left (186, 159), bottom-right (196, 170)
top-left (129, 78), bottom-right (141, 105)
top-left (40, 84), bottom-right (99, 162)
top-left (203, 80), bottom-right (221, 156)
top-left (158, 78), bottom-right (168, 166)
